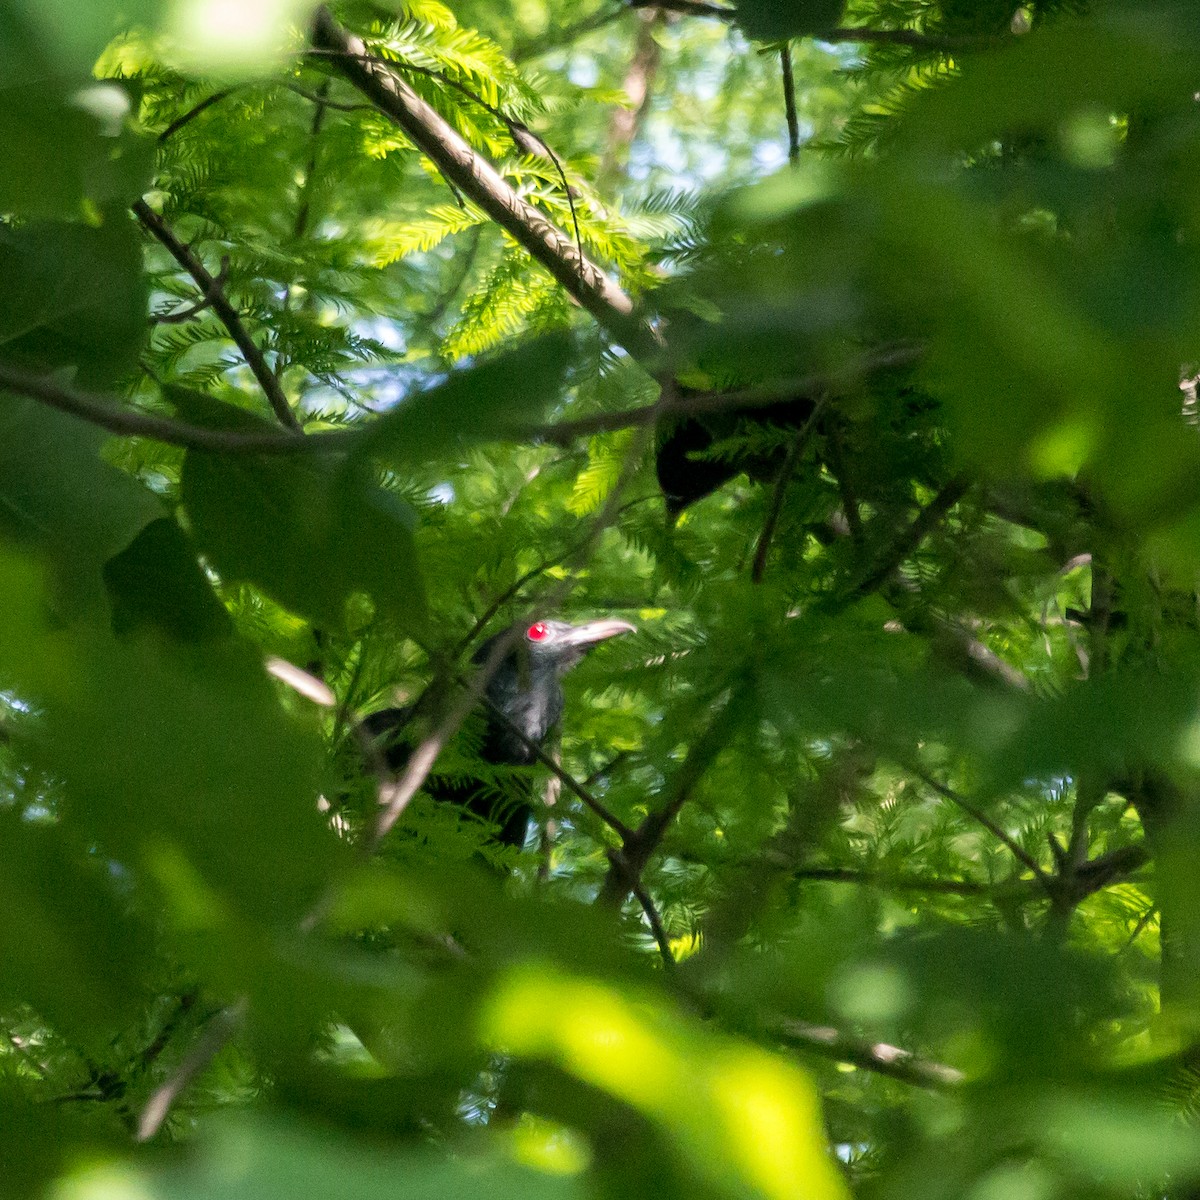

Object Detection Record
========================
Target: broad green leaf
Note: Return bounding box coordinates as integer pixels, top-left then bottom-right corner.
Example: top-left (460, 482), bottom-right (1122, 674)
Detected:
top-left (183, 450), bottom-right (427, 634)
top-left (0, 809), bottom-right (154, 1048)
top-left (353, 332), bottom-right (576, 467)
top-left (0, 0), bottom-right (160, 78)
top-left (0, 215), bottom-right (148, 382)
top-left (0, 397), bottom-right (161, 614)
top-left (0, 547), bottom-right (342, 926)
top-left (0, 85), bottom-right (153, 219)
top-left (482, 965), bottom-right (849, 1200)
top-left (51, 1117), bottom-right (587, 1200)
top-left (735, 0), bottom-right (846, 41)
top-left (103, 516), bottom-right (234, 642)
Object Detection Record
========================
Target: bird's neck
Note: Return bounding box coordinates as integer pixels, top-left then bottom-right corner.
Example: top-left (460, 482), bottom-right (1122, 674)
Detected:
top-left (484, 661), bottom-right (564, 763)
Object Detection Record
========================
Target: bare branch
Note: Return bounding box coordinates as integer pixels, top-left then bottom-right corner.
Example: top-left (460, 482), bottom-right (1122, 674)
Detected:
top-left (158, 88), bottom-right (238, 141)
top-left (751, 394), bottom-right (828, 582)
top-left (911, 766), bottom-right (1052, 886)
top-left (629, 874), bottom-right (677, 971)
top-left (0, 363), bottom-right (336, 454)
top-left (599, 694), bottom-right (741, 907)
top-left (133, 200), bottom-right (303, 432)
top-left (136, 999), bottom-right (247, 1141)
top-left (526, 344), bottom-right (925, 444)
top-left (774, 1019), bottom-right (964, 1089)
top-left (480, 691), bottom-right (634, 839)
top-left (780, 45), bottom-right (801, 164)
top-left (850, 473), bottom-right (970, 599)
top-left (310, 8), bottom-right (653, 357)
top-left (149, 256), bottom-right (230, 324)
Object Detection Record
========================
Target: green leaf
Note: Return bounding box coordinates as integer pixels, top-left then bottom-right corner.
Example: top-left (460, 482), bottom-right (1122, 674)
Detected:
top-left (0, 546), bottom-right (342, 927)
top-left (735, 0), bottom-right (846, 41)
top-left (483, 965), bottom-right (850, 1200)
top-left (0, 809), bottom-right (155, 1048)
top-left (103, 516), bottom-right (234, 642)
top-left (0, 84), bottom-right (153, 219)
top-left (353, 332), bottom-right (576, 467)
top-left (0, 397), bottom-right (162, 615)
top-left (0, 215), bottom-right (148, 382)
top-left (57, 1117), bottom-right (588, 1200)
top-left (182, 449), bottom-right (427, 634)
top-left (1, 0), bottom-right (161, 78)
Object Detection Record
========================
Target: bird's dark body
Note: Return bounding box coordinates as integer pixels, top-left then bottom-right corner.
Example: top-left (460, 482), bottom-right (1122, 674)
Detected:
top-left (655, 393), bottom-right (818, 517)
top-left (364, 618), bottom-right (633, 850)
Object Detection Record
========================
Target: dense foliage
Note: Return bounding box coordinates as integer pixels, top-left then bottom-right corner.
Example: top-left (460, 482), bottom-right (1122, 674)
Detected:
top-left (4, 1), bottom-right (1200, 1197)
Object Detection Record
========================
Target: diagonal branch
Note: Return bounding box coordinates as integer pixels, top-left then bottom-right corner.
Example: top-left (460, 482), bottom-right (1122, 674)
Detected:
top-left (310, 7), bottom-right (653, 357)
top-left (773, 1019), bottom-right (964, 1089)
top-left (133, 200), bottom-right (303, 432)
top-left (750, 393), bottom-right (829, 582)
top-left (136, 998), bottom-right (247, 1141)
top-left (0, 363), bottom-right (326, 454)
top-left (599, 693), bottom-right (742, 907)
top-left (911, 766), bottom-right (1052, 887)
top-left (480, 692), bottom-right (634, 839)
top-left (849, 473), bottom-right (970, 600)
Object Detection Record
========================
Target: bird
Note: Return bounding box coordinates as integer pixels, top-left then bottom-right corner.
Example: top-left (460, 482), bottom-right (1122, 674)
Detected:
top-left (363, 617), bottom-right (635, 850)
top-left (655, 389), bottom-right (818, 519)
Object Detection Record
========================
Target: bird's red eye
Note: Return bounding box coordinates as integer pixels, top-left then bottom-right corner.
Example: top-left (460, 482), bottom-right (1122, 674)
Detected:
top-left (526, 621), bottom-right (548, 642)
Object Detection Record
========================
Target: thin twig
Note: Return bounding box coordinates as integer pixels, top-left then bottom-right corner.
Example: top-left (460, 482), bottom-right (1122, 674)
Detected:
top-left (150, 256), bottom-right (230, 324)
top-left (480, 692), bottom-right (634, 839)
top-left (750, 394), bottom-right (828, 582)
top-left (780, 45), bottom-right (801, 164)
top-left (512, 4), bottom-right (625, 61)
top-left (628, 875), bottom-right (677, 972)
top-left (599, 692), bottom-right (741, 907)
top-left (136, 999), bottom-right (247, 1141)
top-left (774, 1019), bottom-right (964, 1089)
top-left (1120, 904), bottom-right (1158, 955)
top-left (133, 200), bottom-right (302, 433)
top-left (526, 344), bottom-right (925, 444)
top-left (0, 363), bottom-right (333, 454)
top-left (825, 422), bottom-right (864, 544)
top-left (281, 80), bottom-right (375, 113)
top-left (911, 767), bottom-right (1052, 886)
top-left (158, 88), bottom-right (238, 141)
top-left (849, 473), bottom-right (969, 599)
top-left (793, 867), bottom-right (995, 895)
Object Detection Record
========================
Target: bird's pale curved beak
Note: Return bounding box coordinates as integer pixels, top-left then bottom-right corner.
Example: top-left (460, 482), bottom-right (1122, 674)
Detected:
top-left (562, 618), bottom-right (637, 647)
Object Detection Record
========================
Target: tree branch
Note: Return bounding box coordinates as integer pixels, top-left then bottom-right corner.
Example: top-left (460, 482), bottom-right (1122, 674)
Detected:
top-left (773, 1019), bottom-right (964, 1089)
top-left (750, 394), bottom-right (828, 582)
top-left (780, 45), bottom-right (801, 164)
top-left (0, 363), bottom-right (333, 454)
top-left (911, 767), bottom-right (1052, 887)
top-left (599, 694), bottom-right (741, 907)
top-left (310, 8), bottom-right (653, 358)
top-left (480, 692), bottom-right (634, 840)
top-left (849, 473), bottom-right (970, 599)
top-left (136, 999), bottom-right (247, 1141)
top-left (526, 344), bottom-right (924, 444)
top-left (133, 200), bottom-right (303, 432)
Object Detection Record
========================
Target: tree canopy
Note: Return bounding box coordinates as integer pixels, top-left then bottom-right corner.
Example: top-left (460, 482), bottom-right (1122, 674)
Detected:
top-left (4, 2), bottom-right (1200, 1199)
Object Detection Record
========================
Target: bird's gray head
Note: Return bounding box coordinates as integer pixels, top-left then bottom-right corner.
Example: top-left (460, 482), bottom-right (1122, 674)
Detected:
top-left (517, 616), bottom-right (637, 673)
top-left (476, 617), bottom-right (636, 759)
